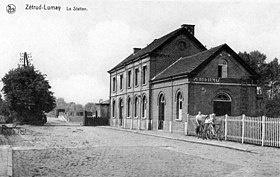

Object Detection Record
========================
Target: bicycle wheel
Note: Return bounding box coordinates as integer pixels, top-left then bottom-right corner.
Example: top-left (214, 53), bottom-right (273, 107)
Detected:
top-left (216, 129), bottom-right (222, 141)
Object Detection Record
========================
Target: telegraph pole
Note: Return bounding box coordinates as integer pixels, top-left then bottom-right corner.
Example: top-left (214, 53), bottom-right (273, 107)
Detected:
top-left (19, 52), bottom-right (32, 67)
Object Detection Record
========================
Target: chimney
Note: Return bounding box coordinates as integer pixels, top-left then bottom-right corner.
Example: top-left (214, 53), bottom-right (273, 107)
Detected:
top-left (181, 24), bottom-right (195, 36)
top-left (133, 48), bottom-right (141, 54)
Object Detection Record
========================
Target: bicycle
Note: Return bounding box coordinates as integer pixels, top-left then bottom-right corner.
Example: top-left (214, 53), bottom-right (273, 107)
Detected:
top-left (205, 123), bottom-right (222, 141)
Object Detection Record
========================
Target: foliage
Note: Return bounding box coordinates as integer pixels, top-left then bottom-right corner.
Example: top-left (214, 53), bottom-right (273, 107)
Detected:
top-left (265, 96), bottom-right (280, 117)
top-left (84, 102), bottom-right (96, 112)
top-left (1, 65), bottom-right (56, 124)
top-left (239, 51), bottom-right (280, 117)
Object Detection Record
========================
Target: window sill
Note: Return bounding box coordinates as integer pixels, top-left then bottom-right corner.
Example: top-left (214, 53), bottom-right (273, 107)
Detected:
top-left (134, 85), bottom-right (139, 88)
top-left (142, 83), bottom-right (147, 86)
top-left (127, 86), bottom-right (131, 89)
top-left (175, 119), bottom-right (182, 122)
top-left (126, 117), bottom-right (131, 119)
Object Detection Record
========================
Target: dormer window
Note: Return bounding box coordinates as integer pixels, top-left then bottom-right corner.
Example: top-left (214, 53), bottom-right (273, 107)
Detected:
top-left (218, 59), bottom-right (228, 78)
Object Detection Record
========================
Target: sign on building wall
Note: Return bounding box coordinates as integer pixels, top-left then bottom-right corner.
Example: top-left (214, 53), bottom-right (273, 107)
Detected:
top-left (192, 77), bottom-right (221, 83)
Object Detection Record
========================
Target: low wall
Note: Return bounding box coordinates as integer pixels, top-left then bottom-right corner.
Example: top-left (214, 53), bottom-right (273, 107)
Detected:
top-left (85, 117), bottom-right (109, 126)
top-left (68, 116), bottom-right (84, 123)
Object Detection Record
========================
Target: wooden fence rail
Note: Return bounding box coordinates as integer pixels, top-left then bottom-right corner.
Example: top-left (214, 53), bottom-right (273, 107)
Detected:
top-left (225, 115), bottom-right (280, 147)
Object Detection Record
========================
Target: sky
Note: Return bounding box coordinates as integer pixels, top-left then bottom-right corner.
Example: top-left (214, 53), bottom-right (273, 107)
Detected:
top-left (0, 0), bottom-right (280, 105)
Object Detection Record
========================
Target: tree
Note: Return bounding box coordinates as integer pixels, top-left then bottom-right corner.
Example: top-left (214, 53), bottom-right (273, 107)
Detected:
top-left (56, 98), bottom-right (67, 109)
top-left (239, 51), bottom-right (280, 117)
top-left (1, 65), bottom-right (56, 124)
top-left (84, 102), bottom-right (96, 112)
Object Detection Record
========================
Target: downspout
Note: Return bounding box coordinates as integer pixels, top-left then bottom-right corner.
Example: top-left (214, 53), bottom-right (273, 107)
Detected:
top-left (171, 77), bottom-right (174, 121)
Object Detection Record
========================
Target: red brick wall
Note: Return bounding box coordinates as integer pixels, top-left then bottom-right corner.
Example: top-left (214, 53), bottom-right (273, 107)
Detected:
top-left (151, 78), bottom-right (189, 130)
top-left (197, 50), bottom-right (250, 78)
top-left (188, 84), bottom-right (257, 116)
top-left (150, 34), bottom-right (204, 78)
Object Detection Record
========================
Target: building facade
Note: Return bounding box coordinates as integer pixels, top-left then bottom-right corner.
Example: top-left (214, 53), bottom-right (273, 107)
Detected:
top-left (108, 24), bottom-right (259, 130)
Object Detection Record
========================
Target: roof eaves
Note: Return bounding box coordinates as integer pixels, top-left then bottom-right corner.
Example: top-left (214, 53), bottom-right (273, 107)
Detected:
top-left (151, 73), bottom-right (189, 84)
top-left (151, 57), bottom-right (183, 81)
top-left (108, 53), bottom-right (151, 73)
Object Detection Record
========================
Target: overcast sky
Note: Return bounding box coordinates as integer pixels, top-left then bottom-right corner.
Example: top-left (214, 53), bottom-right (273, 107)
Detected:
top-left (0, 0), bottom-right (279, 105)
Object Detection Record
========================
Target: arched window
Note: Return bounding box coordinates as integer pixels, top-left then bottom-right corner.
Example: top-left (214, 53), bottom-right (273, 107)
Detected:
top-left (176, 92), bottom-right (183, 120)
top-left (112, 100), bottom-right (116, 118)
top-left (214, 93), bottom-right (231, 101)
top-left (218, 59), bottom-right (228, 78)
top-left (119, 98), bottom-right (123, 119)
top-left (142, 95), bottom-right (147, 118)
top-left (213, 93), bottom-right (232, 116)
top-left (158, 93), bottom-right (165, 130)
top-left (134, 96), bottom-right (139, 118)
top-left (159, 93), bottom-right (165, 105)
top-left (127, 97), bottom-right (131, 118)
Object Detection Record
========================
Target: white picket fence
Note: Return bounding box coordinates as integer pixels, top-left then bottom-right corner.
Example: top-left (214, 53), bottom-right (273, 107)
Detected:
top-left (225, 115), bottom-right (280, 147)
top-left (111, 114), bottom-right (280, 148)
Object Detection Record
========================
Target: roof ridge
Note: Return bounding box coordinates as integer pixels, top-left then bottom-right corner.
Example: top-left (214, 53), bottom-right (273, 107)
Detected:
top-left (151, 57), bottom-right (183, 80)
top-left (108, 26), bottom-right (207, 73)
top-left (180, 44), bottom-right (225, 60)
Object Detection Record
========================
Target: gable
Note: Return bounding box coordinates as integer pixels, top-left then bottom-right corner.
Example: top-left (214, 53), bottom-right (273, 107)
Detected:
top-left (151, 44), bottom-right (259, 83)
top-left (151, 45), bottom-right (223, 81)
top-left (108, 25), bottom-right (206, 73)
top-left (196, 50), bottom-right (252, 79)
top-left (150, 32), bottom-right (206, 78)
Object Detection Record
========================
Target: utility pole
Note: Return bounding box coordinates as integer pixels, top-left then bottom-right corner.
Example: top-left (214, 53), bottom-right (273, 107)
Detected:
top-left (19, 52), bottom-right (32, 67)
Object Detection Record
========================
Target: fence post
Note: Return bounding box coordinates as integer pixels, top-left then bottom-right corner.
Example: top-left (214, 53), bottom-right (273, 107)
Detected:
top-left (169, 121), bottom-right (172, 133)
top-left (157, 120), bottom-right (159, 130)
top-left (242, 114), bottom-right (245, 144)
top-left (225, 114), bottom-right (228, 141)
top-left (185, 114), bottom-right (189, 135)
top-left (83, 110), bottom-right (87, 126)
top-left (124, 118), bottom-right (126, 129)
top-left (138, 118), bottom-right (141, 130)
top-left (146, 119), bottom-right (149, 130)
top-left (262, 116), bottom-right (266, 147)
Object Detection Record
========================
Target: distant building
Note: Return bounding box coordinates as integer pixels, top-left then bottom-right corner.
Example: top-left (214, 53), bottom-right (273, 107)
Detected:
top-left (108, 24), bottom-right (259, 130)
top-left (95, 100), bottom-right (110, 118)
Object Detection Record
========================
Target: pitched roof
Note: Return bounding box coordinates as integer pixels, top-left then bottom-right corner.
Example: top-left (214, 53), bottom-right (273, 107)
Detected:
top-left (152, 44), bottom-right (259, 81)
top-left (108, 26), bottom-right (206, 73)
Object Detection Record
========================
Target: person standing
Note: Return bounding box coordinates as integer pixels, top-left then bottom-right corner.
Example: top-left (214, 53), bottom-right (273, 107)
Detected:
top-left (195, 111), bottom-right (207, 136)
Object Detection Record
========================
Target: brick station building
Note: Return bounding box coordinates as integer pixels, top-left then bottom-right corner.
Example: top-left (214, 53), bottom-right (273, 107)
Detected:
top-left (108, 24), bottom-right (259, 130)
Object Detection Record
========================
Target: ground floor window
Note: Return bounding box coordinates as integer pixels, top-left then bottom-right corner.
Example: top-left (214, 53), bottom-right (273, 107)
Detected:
top-left (127, 97), bottom-right (131, 118)
top-left (134, 96), bottom-right (139, 118)
top-left (176, 92), bottom-right (183, 120)
top-left (142, 95), bottom-right (147, 118)
top-left (112, 100), bottom-right (116, 118)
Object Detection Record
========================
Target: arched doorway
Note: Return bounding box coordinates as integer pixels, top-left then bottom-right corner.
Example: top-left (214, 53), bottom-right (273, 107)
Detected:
top-left (119, 99), bottom-right (124, 126)
top-left (158, 93), bottom-right (165, 130)
top-left (213, 93), bottom-right (231, 116)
